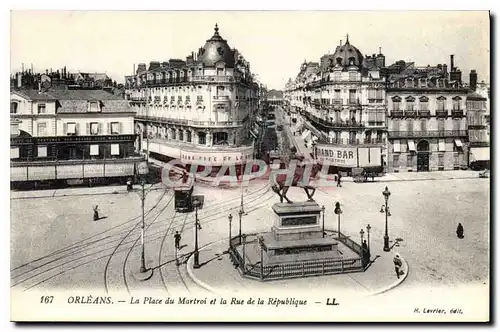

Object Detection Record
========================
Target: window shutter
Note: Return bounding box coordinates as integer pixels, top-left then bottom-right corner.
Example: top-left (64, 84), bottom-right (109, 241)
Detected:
top-left (63, 123), bottom-right (68, 135)
top-left (98, 123), bottom-right (103, 134)
top-left (86, 123), bottom-right (90, 135)
top-left (107, 122), bottom-right (111, 134)
top-left (76, 123), bottom-right (80, 135)
top-left (119, 122), bottom-right (122, 134)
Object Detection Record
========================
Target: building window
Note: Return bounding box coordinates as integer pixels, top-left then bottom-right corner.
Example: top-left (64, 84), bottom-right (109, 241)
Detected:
top-left (11, 147), bottom-right (20, 159)
top-left (187, 130), bottom-right (192, 143)
top-left (438, 153), bottom-right (445, 168)
top-left (393, 154), bottom-right (400, 168)
top-left (66, 122), bottom-right (77, 135)
top-left (110, 122), bottom-right (120, 134)
top-left (179, 130), bottom-right (184, 141)
top-left (90, 144), bottom-right (99, 156)
top-left (393, 140), bottom-right (401, 153)
top-left (10, 102), bottom-right (18, 114)
top-left (89, 101), bottom-right (100, 112)
top-left (452, 96), bottom-right (462, 110)
top-left (171, 129), bottom-right (177, 140)
top-left (37, 104), bottom-right (46, 114)
top-left (348, 89), bottom-right (356, 103)
top-left (393, 100), bottom-right (401, 111)
top-left (453, 119), bottom-right (461, 132)
top-left (217, 68), bottom-right (224, 76)
top-left (111, 144), bottom-right (120, 156)
top-left (437, 97), bottom-right (446, 111)
top-left (405, 97), bottom-right (415, 111)
top-left (37, 146), bottom-right (47, 158)
top-left (407, 154), bottom-right (413, 168)
top-left (420, 119), bottom-right (427, 132)
top-left (216, 86), bottom-right (225, 96)
top-left (37, 123), bottom-right (47, 136)
top-left (438, 118), bottom-right (445, 132)
top-left (407, 119), bottom-right (413, 132)
top-left (198, 132), bottom-right (206, 145)
top-left (376, 131), bottom-right (383, 144)
top-left (90, 122), bottom-right (100, 135)
top-left (213, 132), bottom-right (228, 145)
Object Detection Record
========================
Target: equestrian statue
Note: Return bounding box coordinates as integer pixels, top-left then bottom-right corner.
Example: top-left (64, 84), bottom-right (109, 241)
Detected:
top-left (270, 157), bottom-right (321, 203)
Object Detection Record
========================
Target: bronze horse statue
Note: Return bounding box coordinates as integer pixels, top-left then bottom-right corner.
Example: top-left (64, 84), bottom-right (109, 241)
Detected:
top-left (270, 159), bottom-right (321, 203)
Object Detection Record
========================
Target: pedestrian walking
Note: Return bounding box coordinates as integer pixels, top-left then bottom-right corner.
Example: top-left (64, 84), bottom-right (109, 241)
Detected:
top-left (393, 254), bottom-right (403, 279)
top-left (174, 231), bottom-right (182, 250)
top-left (336, 172), bottom-right (342, 187)
top-left (93, 205), bottom-right (99, 221)
top-left (456, 223), bottom-right (464, 239)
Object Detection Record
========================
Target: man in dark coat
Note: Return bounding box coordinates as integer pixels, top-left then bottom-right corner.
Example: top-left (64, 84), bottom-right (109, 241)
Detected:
top-left (174, 231), bottom-right (181, 249)
top-left (336, 172), bottom-right (342, 187)
top-left (456, 223), bottom-right (464, 239)
top-left (393, 254), bottom-right (403, 279)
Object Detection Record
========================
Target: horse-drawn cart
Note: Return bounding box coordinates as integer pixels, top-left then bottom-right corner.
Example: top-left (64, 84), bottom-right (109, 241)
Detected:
top-left (352, 166), bottom-right (384, 183)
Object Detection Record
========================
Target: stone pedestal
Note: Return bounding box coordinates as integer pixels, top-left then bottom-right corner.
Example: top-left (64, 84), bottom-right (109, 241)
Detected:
top-left (261, 201), bottom-right (338, 263)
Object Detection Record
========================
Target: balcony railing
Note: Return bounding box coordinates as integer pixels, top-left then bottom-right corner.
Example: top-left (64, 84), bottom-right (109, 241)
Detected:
top-left (388, 130), bottom-right (467, 138)
top-left (363, 139), bottom-right (384, 144)
top-left (404, 110), bottom-right (417, 117)
top-left (436, 109), bottom-right (448, 117)
top-left (305, 113), bottom-right (364, 129)
top-left (213, 95), bottom-right (231, 101)
top-left (418, 110), bottom-right (431, 117)
top-left (451, 109), bottom-right (465, 117)
top-left (332, 99), bottom-right (343, 104)
top-left (390, 110), bottom-right (404, 117)
top-left (135, 114), bottom-right (246, 128)
top-left (348, 98), bottom-right (360, 105)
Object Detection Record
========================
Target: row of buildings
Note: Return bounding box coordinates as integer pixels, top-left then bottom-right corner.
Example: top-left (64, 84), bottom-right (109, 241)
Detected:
top-left (284, 36), bottom-right (490, 173)
top-left (10, 24), bottom-right (263, 187)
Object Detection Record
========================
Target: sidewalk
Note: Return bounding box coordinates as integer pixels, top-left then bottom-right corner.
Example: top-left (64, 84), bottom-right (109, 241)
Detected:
top-left (186, 229), bottom-right (408, 298)
top-left (340, 170), bottom-right (480, 183)
top-left (10, 182), bottom-right (166, 200)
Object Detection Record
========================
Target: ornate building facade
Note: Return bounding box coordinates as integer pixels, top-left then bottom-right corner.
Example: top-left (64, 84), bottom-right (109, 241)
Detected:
top-left (284, 36), bottom-right (387, 173)
top-left (125, 24), bottom-right (260, 175)
top-left (385, 56), bottom-right (469, 172)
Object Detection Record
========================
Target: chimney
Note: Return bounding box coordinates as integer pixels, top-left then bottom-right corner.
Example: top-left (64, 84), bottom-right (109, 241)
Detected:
top-left (133, 64), bottom-right (136, 75)
top-left (450, 54), bottom-right (455, 71)
top-left (340, 40), bottom-right (342, 46)
top-left (17, 73), bottom-right (22, 88)
top-left (470, 70), bottom-right (478, 91)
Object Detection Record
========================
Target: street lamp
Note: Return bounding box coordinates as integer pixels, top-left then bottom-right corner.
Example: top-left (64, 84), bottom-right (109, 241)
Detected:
top-left (228, 214), bottom-right (233, 250)
top-left (334, 202), bottom-right (342, 240)
top-left (366, 224), bottom-right (372, 253)
top-left (360, 229), bottom-right (365, 244)
top-left (134, 161), bottom-right (152, 280)
top-left (321, 205), bottom-right (326, 238)
top-left (238, 209), bottom-right (244, 244)
top-left (381, 186), bottom-right (391, 252)
top-left (241, 234), bottom-right (247, 273)
top-left (192, 198), bottom-right (201, 269)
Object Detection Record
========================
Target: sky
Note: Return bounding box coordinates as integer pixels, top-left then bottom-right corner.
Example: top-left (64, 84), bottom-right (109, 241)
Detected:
top-left (10, 11), bottom-right (490, 90)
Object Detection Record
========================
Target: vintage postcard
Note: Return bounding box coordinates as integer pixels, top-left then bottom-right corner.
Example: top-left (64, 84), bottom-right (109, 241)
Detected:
top-left (9, 10), bottom-right (490, 322)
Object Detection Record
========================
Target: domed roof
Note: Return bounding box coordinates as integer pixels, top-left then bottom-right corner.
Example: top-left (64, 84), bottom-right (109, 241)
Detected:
top-left (331, 34), bottom-right (364, 68)
top-left (197, 24), bottom-right (235, 68)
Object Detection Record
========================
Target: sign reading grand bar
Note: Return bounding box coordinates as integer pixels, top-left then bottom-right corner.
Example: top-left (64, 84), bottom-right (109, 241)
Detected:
top-left (314, 145), bottom-right (358, 167)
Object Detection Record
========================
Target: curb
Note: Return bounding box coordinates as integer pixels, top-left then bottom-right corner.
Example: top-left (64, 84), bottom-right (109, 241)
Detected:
top-left (369, 251), bottom-right (409, 296)
top-left (185, 238), bottom-right (409, 297)
top-left (186, 240), bottom-right (225, 295)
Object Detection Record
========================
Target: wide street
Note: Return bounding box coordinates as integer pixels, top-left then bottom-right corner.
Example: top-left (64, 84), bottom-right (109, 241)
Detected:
top-left (11, 173), bottom-right (489, 301)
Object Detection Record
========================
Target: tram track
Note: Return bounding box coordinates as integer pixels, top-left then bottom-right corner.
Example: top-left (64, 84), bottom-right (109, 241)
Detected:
top-left (11, 181), bottom-right (273, 291)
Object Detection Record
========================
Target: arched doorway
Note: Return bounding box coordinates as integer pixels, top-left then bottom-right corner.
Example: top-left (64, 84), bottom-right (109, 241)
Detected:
top-left (417, 140), bottom-right (430, 172)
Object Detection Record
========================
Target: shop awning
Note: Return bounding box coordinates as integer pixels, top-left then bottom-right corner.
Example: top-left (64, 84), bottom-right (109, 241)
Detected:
top-left (407, 141), bottom-right (416, 152)
top-left (454, 139), bottom-right (463, 149)
top-left (438, 139), bottom-right (446, 152)
top-left (470, 147), bottom-right (490, 161)
top-left (393, 140), bottom-right (401, 153)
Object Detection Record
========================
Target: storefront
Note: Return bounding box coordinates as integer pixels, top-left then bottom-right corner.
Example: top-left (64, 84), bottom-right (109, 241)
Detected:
top-left (469, 147), bottom-right (490, 170)
top-left (314, 144), bottom-right (382, 175)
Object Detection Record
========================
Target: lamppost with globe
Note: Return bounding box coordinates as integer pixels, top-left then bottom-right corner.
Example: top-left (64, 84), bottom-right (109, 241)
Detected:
top-left (334, 202), bottom-right (342, 240)
top-left (134, 161), bottom-right (153, 281)
top-left (380, 186), bottom-right (392, 252)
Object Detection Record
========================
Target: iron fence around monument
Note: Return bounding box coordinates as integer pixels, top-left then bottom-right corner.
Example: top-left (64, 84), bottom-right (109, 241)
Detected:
top-left (228, 233), bottom-right (365, 281)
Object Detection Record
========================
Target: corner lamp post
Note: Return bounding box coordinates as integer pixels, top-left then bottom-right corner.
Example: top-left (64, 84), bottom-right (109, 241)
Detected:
top-left (360, 228), bottom-right (365, 245)
top-left (380, 186), bottom-right (392, 252)
top-left (334, 202), bottom-right (342, 240)
top-left (192, 198), bottom-right (202, 269)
